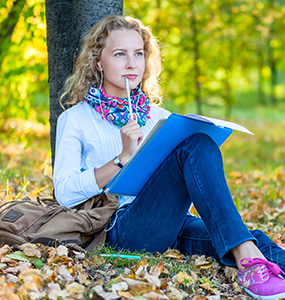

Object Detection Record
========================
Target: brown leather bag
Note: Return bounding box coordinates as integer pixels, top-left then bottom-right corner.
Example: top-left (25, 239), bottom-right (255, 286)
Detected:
top-left (0, 193), bottom-right (118, 251)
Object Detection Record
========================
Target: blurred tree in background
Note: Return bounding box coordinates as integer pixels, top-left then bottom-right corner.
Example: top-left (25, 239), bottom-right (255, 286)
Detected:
top-left (124, 0), bottom-right (285, 114)
top-left (0, 0), bottom-right (47, 122)
top-left (0, 0), bottom-right (284, 122)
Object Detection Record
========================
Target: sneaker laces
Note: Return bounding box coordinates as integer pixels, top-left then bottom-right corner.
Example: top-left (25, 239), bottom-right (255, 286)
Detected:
top-left (240, 258), bottom-right (284, 277)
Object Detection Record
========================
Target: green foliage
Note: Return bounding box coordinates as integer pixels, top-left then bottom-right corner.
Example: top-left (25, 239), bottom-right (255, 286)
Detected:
top-left (0, 0), bottom-right (48, 122)
top-left (124, 0), bottom-right (285, 113)
top-left (0, 0), bottom-right (285, 118)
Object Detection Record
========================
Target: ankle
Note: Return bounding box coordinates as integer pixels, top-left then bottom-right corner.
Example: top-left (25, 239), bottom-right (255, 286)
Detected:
top-left (231, 241), bottom-right (265, 269)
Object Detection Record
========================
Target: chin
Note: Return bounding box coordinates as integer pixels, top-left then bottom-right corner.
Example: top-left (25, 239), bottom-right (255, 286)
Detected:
top-left (130, 82), bottom-right (140, 90)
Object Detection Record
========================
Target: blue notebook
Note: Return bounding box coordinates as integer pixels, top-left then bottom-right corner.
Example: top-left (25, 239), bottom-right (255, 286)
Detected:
top-left (106, 113), bottom-right (253, 196)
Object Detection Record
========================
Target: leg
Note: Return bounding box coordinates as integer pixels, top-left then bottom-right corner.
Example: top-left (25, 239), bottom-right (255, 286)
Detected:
top-left (106, 133), bottom-right (285, 299)
top-left (177, 217), bottom-right (285, 274)
top-left (107, 133), bottom-right (255, 263)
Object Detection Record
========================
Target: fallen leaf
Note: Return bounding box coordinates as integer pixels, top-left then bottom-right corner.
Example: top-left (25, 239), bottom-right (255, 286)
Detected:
top-left (47, 282), bottom-right (68, 300)
top-left (176, 271), bottom-right (195, 285)
top-left (5, 274), bottom-right (18, 284)
top-left (6, 251), bottom-right (29, 262)
top-left (194, 256), bottom-right (213, 269)
top-left (131, 260), bottom-right (149, 273)
top-left (0, 245), bottom-right (11, 256)
top-left (77, 270), bottom-right (91, 286)
top-left (19, 243), bottom-right (41, 258)
top-left (4, 262), bottom-right (31, 275)
top-left (111, 281), bottom-right (128, 293)
top-left (18, 268), bottom-right (44, 289)
top-left (57, 265), bottom-right (74, 283)
top-left (150, 261), bottom-right (169, 276)
top-left (57, 245), bottom-right (69, 257)
top-left (143, 272), bottom-right (161, 288)
top-left (164, 249), bottom-right (183, 260)
top-left (142, 291), bottom-right (168, 299)
top-left (199, 282), bottom-right (212, 290)
top-left (93, 285), bottom-right (120, 300)
top-left (224, 266), bottom-right (237, 282)
top-left (0, 283), bottom-right (16, 295)
top-left (66, 282), bottom-right (85, 299)
top-left (124, 278), bottom-right (156, 295)
top-left (165, 286), bottom-right (187, 300)
top-left (0, 292), bottom-right (20, 300)
top-left (118, 290), bottom-right (137, 299)
top-left (199, 276), bottom-right (213, 291)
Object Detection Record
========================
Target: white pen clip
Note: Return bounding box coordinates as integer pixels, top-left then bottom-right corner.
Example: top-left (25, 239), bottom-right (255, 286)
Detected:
top-left (125, 77), bottom-right (134, 121)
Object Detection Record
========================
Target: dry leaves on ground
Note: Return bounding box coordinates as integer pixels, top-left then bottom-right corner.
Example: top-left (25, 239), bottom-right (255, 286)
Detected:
top-left (0, 245), bottom-right (253, 300)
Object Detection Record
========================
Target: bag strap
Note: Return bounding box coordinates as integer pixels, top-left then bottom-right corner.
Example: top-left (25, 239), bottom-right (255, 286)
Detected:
top-left (0, 199), bottom-right (34, 214)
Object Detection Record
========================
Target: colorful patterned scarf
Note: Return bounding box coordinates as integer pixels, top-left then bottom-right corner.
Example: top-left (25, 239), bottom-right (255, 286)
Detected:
top-left (85, 85), bottom-right (151, 128)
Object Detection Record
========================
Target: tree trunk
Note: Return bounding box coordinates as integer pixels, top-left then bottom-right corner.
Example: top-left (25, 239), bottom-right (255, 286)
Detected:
top-left (45, 0), bottom-right (124, 168)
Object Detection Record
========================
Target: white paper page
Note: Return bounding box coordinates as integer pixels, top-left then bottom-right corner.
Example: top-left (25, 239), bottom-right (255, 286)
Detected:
top-left (197, 115), bottom-right (254, 135)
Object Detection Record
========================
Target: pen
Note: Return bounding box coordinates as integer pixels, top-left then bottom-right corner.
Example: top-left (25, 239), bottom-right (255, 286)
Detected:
top-left (100, 254), bottom-right (141, 259)
top-left (125, 77), bottom-right (134, 121)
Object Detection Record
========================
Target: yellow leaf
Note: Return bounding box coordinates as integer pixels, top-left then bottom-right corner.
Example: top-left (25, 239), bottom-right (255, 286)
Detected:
top-left (194, 256), bottom-right (213, 269)
top-left (199, 282), bottom-right (212, 290)
top-left (164, 249), bottom-right (183, 260)
top-left (131, 260), bottom-right (149, 273)
top-left (176, 271), bottom-right (195, 284)
top-left (124, 278), bottom-right (156, 295)
top-left (118, 290), bottom-right (135, 299)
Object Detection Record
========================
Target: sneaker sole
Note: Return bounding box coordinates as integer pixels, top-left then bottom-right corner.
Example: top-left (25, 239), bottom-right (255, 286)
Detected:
top-left (239, 285), bottom-right (285, 300)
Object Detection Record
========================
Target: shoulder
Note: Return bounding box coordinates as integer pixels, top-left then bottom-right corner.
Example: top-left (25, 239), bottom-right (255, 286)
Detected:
top-left (57, 102), bottom-right (94, 128)
top-left (149, 103), bottom-right (171, 119)
top-left (58, 102), bottom-right (89, 121)
top-left (56, 102), bottom-right (92, 136)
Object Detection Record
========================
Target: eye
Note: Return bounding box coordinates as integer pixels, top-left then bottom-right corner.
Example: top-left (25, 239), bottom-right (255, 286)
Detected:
top-left (135, 51), bottom-right (144, 57)
top-left (115, 52), bottom-right (124, 57)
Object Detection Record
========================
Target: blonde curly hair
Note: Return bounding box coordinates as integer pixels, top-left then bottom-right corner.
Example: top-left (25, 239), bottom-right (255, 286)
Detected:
top-left (60, 15), bottom-right (162, 107)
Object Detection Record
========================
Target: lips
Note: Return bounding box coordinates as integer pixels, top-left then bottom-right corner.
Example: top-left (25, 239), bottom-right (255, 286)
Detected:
top-left (123, 74), bottom-right (138, 80)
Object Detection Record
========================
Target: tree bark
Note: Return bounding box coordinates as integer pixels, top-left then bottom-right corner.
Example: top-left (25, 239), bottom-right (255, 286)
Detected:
top-left (45, 0), bottom-right (124, 168)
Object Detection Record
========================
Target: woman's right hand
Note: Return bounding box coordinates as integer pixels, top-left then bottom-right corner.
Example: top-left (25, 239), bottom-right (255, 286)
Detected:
top-left (119, 120), bottom-right (143, 164)
top-left (94, 120), bottom-right (143, 189)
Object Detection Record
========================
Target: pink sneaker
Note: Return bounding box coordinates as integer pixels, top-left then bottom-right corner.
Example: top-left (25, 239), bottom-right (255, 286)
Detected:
top-left (238, 258), bottom-right (285, 299)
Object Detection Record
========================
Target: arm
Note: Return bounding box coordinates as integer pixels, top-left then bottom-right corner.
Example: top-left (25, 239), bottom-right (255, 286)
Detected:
top-left (53, 112), bottom-right (102, 207)
top-left (95, 120), bottom-right (143, 188)
top-left (53, 110), bottom-right (142, 208)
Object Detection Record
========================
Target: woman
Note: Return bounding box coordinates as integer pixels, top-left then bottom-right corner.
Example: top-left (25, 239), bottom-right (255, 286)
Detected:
top-left (53, 15), bottom-right (285, 299)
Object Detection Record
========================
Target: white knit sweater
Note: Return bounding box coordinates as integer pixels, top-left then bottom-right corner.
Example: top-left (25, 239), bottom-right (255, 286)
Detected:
top-left (53, 101), bottom-right (170, 208)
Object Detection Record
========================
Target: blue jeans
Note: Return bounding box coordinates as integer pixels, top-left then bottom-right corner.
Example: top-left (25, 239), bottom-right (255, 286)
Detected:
top-left (107, 133), bottom-right (285, 272)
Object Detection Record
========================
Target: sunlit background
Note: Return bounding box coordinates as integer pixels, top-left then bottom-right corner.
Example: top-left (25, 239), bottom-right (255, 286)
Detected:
top-left (0, 1), bottom-right (284, 234)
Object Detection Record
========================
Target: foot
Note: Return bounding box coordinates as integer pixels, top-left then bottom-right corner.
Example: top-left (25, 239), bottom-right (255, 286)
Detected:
top-left (238, 257), bottom-right (285, 300)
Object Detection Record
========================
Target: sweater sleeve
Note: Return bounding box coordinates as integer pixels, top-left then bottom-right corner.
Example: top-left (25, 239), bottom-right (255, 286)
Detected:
top-left (53, 111), bottom-right (102, 208)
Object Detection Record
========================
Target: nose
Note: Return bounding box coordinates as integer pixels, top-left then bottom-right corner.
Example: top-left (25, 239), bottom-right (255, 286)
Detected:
top-left (126, 55), bottom-right (136, 69)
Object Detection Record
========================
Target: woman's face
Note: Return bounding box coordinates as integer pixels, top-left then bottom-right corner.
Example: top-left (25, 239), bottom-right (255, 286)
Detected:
top-left (99, 29), bottom-right (145, 98)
